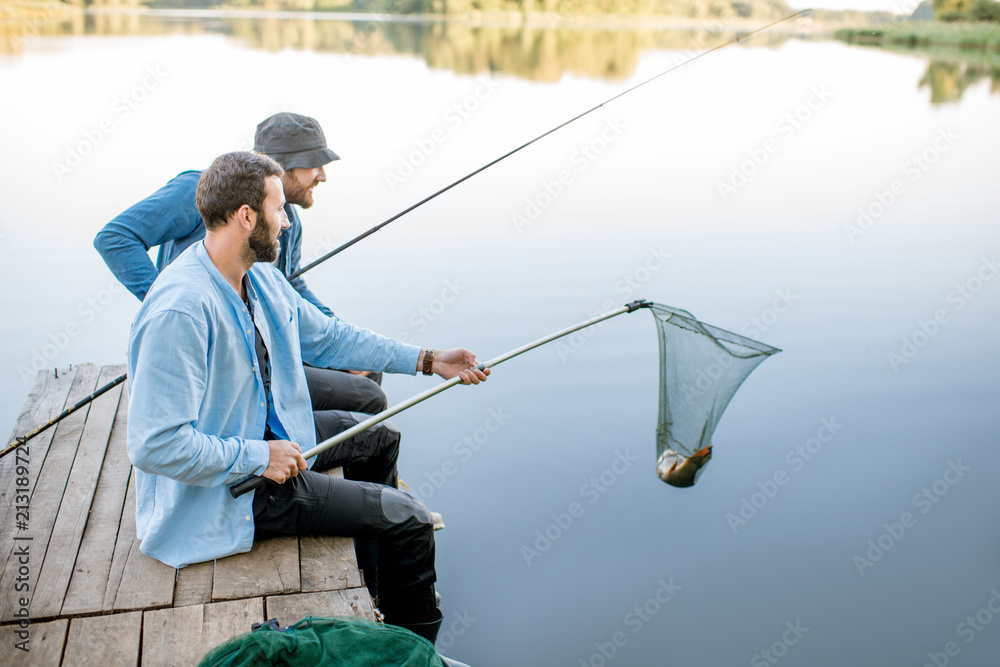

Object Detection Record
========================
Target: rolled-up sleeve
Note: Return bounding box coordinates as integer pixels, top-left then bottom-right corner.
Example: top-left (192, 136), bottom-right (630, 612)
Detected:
top-left (95, 172), bottom-right (204, 301)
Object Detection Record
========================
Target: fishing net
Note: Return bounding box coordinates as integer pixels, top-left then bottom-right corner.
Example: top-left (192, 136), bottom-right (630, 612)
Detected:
top-left (197, 616), bottom-right (445, 667)
top-left (649, 303), bottom-right (780, 486)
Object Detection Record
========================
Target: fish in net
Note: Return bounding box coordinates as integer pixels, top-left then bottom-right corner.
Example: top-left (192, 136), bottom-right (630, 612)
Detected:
top-left (649, 303), bottom-right (781, 488)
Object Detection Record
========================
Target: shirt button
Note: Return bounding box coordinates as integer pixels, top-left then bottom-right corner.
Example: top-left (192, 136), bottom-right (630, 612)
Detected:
top-left (260, 402), bottom-right (265, 408)
top-left (246, 328), bottom-right (251, 335)
top-left (246, 515), bottom-right (251, 521)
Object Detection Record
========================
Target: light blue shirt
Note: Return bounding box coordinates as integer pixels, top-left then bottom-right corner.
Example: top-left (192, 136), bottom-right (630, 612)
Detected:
top-left (126, 242), bottom-right (419, 568)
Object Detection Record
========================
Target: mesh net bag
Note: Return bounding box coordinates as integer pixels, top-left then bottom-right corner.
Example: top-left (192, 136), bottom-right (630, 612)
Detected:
top-left (197, 615), bottom-right (446, 667)
top-left (650, 304), bottom-right (780, 484)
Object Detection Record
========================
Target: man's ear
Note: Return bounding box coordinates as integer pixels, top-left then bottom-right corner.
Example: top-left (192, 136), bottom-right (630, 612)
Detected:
top-left (237, 204), bottom-right (255, 232)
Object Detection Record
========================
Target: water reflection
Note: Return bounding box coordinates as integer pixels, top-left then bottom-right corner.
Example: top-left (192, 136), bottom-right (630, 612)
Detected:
top-left (2, 9), bottom-right (791, 81)
top-left (8, 10), bottom-right (998, 99)
top-left (918, 53), bottom-right (1000, 104)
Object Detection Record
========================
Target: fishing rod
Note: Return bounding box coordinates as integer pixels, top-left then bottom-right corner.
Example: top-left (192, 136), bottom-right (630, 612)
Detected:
top-left (1, 373), bottom-right (126, 458)
top-left (290, 9), bottom-right (810, 280)
top-left (231, 299), bottom-right (653, 497)
top-left (6, 10), bottom-right (807, 455)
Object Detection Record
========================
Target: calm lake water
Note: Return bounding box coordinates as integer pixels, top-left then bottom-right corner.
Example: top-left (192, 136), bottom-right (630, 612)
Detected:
top-left (2, 9), bottom-right (999, 666)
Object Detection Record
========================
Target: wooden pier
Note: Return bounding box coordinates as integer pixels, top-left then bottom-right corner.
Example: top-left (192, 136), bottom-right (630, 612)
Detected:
top-left (0, 364), bottom-right (374, 665)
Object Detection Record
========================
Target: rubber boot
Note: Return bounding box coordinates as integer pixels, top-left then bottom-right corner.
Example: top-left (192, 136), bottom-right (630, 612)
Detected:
top-left (394, 607), bottom-right (443, 644)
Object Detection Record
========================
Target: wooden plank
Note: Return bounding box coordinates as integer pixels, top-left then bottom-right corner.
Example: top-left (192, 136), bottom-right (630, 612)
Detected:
top-left (0, 367), bottom-right (76, 581)
top-left (265, 588), bottom-right (375, 624)
top-left (60, 383), bottom-right (134, 616)
top-left (173, 560), bottom-right (215, 608)
top-left (32, 365), bottom-right (125, 620)
top-left (1, 617), bottom-right (68, 666)
top-left (103, 469), bottom-right (137, 611)
top-left (112, 475), bottom-right (175, 612)
top-left (64, 611), bottom-right (141, 666)
top-left (0, 364), bottom-right (101, 623)
top-left (141, 597), bottom-right (263, 667)
top-left (1, 366), bottom-right (75, 506)
top-left (212, 536), bottom-right (300, 601)
top-left (300, 535), bottom-right (362, 593)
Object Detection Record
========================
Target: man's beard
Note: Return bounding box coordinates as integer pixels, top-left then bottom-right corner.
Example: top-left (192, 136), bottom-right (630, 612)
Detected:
top-left (244, 211), bottom-right (280, 264)
top-left (283, 177), bottom-right (315, 208)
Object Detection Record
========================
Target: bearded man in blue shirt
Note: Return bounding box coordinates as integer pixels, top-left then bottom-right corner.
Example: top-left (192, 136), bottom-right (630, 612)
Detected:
top-left (126, 150), bottom-right (488, 643)
top-left (96, 112), bottom-right (386, 416)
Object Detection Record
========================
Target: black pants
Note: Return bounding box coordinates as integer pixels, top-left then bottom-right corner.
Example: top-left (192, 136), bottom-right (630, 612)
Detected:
top-left (303, 365), bottom-right (387, 414)
top-left (252, 410), bottom-right (436, 625)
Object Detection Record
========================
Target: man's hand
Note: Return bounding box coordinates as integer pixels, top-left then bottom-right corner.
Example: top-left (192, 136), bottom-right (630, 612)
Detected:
top-left (430, 348), bottom-right (490, 385)
top-left (263, 440), bottom-right (308, 484)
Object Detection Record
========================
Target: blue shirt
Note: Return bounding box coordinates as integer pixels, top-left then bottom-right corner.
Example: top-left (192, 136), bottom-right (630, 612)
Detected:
top-left (126, 242), bottom-right (419, 568)
top-left (94, 170), bottom-right (333, 315)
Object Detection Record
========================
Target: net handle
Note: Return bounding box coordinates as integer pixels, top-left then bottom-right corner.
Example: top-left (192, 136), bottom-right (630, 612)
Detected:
top-left (232, 300), bottom-right (652, 498)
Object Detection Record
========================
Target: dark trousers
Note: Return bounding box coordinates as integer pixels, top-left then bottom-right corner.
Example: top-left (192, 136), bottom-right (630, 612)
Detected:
top-left (303, 365), bottom-right (387, 414)
top-left (252, 410), bottom-right (437, 625)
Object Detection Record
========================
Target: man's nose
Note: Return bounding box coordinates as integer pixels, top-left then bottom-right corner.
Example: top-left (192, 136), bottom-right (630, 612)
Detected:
top-left (315, 166), bottom-right (326, 183)
top-left (280, 211), bottom-right (291, 230)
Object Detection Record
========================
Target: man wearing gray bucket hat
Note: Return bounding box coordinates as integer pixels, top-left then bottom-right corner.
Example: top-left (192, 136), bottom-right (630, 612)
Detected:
top-left (95, 112), bottom-right (387, 417)
top-left (254, 112), bottom-right (340, 170)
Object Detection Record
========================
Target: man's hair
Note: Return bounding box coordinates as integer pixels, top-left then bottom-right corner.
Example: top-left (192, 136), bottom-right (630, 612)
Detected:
top-left (196, 151), bottom-right (284, 231)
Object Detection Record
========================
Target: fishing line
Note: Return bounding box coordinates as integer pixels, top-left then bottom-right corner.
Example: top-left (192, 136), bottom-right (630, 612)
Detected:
top-left (290, 9), bottom-right (811, 280)
top-left (5, 11), bottom-right (808, 454)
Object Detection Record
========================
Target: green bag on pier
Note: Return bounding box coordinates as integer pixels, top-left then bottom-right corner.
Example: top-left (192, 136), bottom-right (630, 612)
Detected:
top-left (198, 615), bottom-right (445, 667)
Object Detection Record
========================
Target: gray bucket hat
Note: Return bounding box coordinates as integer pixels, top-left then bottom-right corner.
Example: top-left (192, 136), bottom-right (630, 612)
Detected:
top-left (253, 112), bottom-right (340, 170)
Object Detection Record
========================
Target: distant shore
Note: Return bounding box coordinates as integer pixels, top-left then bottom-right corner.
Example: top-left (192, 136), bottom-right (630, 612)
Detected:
top-left (6, 1), bottom-right (999, 53)
top-left (2, 3), bottom-right (804, 30)
top-left (836, 20), bottom-right (1000, 51)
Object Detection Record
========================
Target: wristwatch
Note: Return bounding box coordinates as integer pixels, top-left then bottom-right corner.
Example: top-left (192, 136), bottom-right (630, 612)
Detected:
top-left (422, 349), bottom-right (434, 376)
